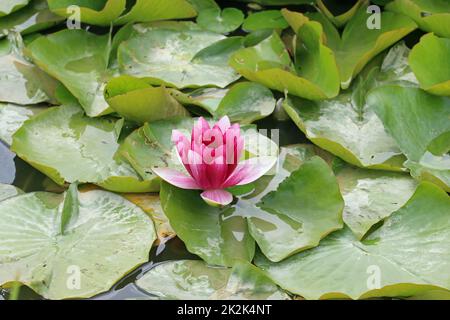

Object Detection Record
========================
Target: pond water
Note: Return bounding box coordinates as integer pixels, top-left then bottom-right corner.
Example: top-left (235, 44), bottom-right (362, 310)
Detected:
top-left (0, 116), bottom-right (307, 300)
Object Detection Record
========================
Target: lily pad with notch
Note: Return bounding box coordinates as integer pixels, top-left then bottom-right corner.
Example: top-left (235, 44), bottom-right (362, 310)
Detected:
top-left (136, 260), bottom-right (289, 300)
top-left (11, 104), bottom-right (156, 193)
top-left (0, 185), bottom-right (156, 299)
top-left (256, 182), bottom-right (450, 300)
top-left (118, 29), bottom-right (243, 89)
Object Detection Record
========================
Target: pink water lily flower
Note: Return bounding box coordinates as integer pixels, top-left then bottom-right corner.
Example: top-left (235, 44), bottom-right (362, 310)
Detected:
top-left (152, 116), bottom-right (276, 206)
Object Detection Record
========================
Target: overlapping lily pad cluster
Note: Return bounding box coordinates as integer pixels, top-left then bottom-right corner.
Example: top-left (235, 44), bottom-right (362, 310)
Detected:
top-left (0, 0), bottom-right (449, 300)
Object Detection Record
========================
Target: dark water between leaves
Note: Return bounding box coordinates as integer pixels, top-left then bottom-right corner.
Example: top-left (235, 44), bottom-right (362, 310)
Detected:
top-left (0, 116), bottom-right (307, 300)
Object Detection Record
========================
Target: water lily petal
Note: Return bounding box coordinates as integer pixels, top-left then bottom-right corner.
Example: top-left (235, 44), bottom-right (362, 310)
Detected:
top-left (186, 149), bottom-right (210, 189)
top-left (203, 127), bottom-right (224, 148)
top-left (203, 145), bottom-right (229, 188)
top-left (171, 129), bottom-right (188, 143)
top-left (224, 124), bottom-right (243, 168)
top-left (214, 116), bottom-right (231, 133)
top-left (223, 156), bottom-right (278, 187)
top-left (152, 167), bottom-right (201, 189)
top-left (172, 130), bottom-right (190, 164)
top-left (200, 189), bottom-right (233, 206)
top-left (191, 117), bottom-right (210, 147)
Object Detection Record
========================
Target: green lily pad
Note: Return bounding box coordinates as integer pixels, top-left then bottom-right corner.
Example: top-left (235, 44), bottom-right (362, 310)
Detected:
top-left (235, 0), bottom-right (313, 4)
top-left (114, 0), bottom-right (197, 25)
top-left (230, 23), bottom-right (340, 100)
top-left (27, 29), bottom-right (113, 117)
top-left (118, 29), bottom-right (242, 89)
top-left (244, 156), bottom-right (344, 262)
top-left (282, 9), bottom-right (341, 49)
top-left (197, 7), bottom-right (244, 34)
top-left (0, 0), bottom-right (64, 38)
top-left (0, 187), bottom-right (156, 299)
top-left (0, 103), bottom-right (44, 145)
top-left (316, 0), bottom-right (366, 27)
top-left (227, 145), bottom-right (339, 258)
top-left (0, 183), bottom-right (22, 201)
top-left (170, 87), bottom-right (228, 115)
top-left (112, 20), bottom-right (203, 47)
top-left (337, 164), bottom-right (418, 239)
top-left (174, 82), bottom-right (276, 124)
top-left (367, 85), bottom-right (450, 192)
top-left (282, 81), bottom-right (402, 170)
top-left (160, 182), bottom-right (255, 267)
top-left (282, 7), bottom-right (417, 89)
top-left (216, 261), bottom-right (289, 300)
top-left (104, 75), bottom-right (189, 125)
top-left (187, 0), bottom-right (218, 10)
top-left (256, 182), bottom-right (450, 299)
top-left (243, 29), bottom-right (273, 47)
top-left (214, 82), bottom-right (275, 124)
top-left (374, 0), bottom-right (395, 4)
top-left (11, 104), bottom-right (155, 193)
top-left (376, 41), bottom-right (418, 85)
top-left (137, 260), bottom-right (230, 299)
top-left (386, 0), bottom-right (450, 38)
top-left (47, 0), bottom-right (126, 26)
top-left (123, 193), bottom-right (176, 245)
top-left (283, 42), bottom-right (415, 171)
top-left (242, 10), bottom-right (289, 32)
top-left (280, 8), bottom-right (310, 35)
top-left (261, 144), bottom-right (418, 241)
top-left (0, 36), bottom-right (58, 105)
top-left (334, 6), bottom-right (417, 89)
top-left (408, 290), bottom-right (450, 300)
top-left (0, 0), bottom-right (29, 17)
top-left (409, 33), bottom-right (450, 96)
top-left (136, 260), bottom-right (289, 300)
